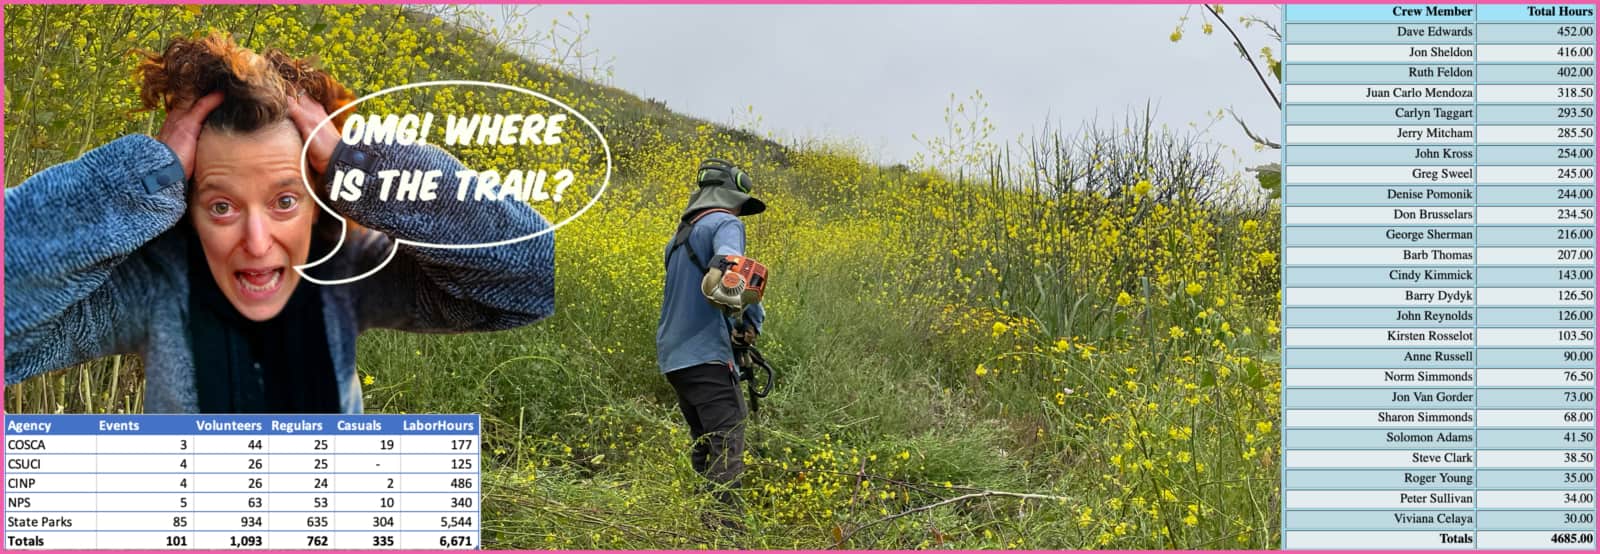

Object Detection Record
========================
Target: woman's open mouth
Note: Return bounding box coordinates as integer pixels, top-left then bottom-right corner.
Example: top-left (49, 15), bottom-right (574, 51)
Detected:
top-left (235, 267), bottom-right (284, 300)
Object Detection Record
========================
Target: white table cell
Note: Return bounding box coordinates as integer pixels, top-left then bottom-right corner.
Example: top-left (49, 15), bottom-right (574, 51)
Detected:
top-left (192, 436), bottom-right (270, 455)
top-left (3, 454), bottom-right (95, 473)
top-left (97, 511), bottom-right (196, 532)
top-left (338, 531), bottom-right (402, 550)
top-left (1478, 44), bottom-right (1595, 63)
top-left (193, 511), bottom-right (270, 531)
top-left (91, 532), bottom-right (194, 550)
top-left (95, 493), bottom-right (194, 513)
top-left (0, 531), bottom-right (99, 549)
top-left (1287, 327), bottom-right (1474, 347)
top-left (1288, 124), bottom-right (1476, 144)
top-left (401, 453), bottom-right (479, 473)
top-left (269, 531), bottom-right (338, 550)
top-left (99, 454), bottom-right (193, 474)
top-left (266, 473), bottom-right (336, 493)
top-left (1289, 410), bottom-right (1477, 428)
top-left (270, 453), bottom-right (335, 473)
top-left (1287, 207), bottom-right (1476, 226)
top-left (1480, 410), bottom-right (1596, 427)
top-left (400, 492), bottom-right (479, 512)
top-left (335, 511), bottom-right (405, 532)
top-left (1285, 530), bottom-right (1476, 549)
top-left (1287, 247), bottom-right (1475, 266)
top-left (191, 473), bottom-right (278, 493)
top-left (1479, 490), bottom-right (1595, 509)
top-left (0, 512), bottom-right (93, 530)
top-left (1480, 368), bottom-right (1595, 387)
top-left (268, 511), bottom-right (338, 532)
top-left (405, 532), bottom-right (478, 550)
top-left (190, 492), bottom-right (268, 512)
top-left (1478, 83), bottom-right (1593, 103)
top-left (98, 473), bottom-right (194, 493)
top-left (191, 453), bottom-right (270, 473)
top-left (1479, 124), bottom-right (1597, 144)
top-left (97, 435), bottom-right (193, 454)
top-left (1478, 206), bottom-right (1593, 225)
top-left (4, 436), bottom-right (97, 454)
top-left (400, 435), bottom-right (479, 454)
top-left (6, 493), bottom-right (96, 512)
top-left (332, 492), bottom-right (403, 512)
top-left (1288, 43), bottom-right (1479, 62)
top-left (1286, 82), bottom-right (1472, 104)
top-left (1480, 206), bottom-right (1594, 225)
top-left (1286, 450), bottom-right (1475, 468)
top-left (6, 473), bottom-right (97, 493)
top-left (1479, 450), bottom-right (1597, 468)
top-left (1287, 368), bottom-right (1476, 388)
top-left (1288, 83), bottom-right (1477, 102)
top-left (404, 511), bottom-right (478, 532)
top-left (269, 435), bottom-right (337, 454)
top-left (191, 531), bottom-right (269, 549)
top-left (337, 473), bottom-right (401, 493)
top-left (1480, 530), bottom-right (1597, 550)
top-left (1287, 489), bottom-right (1476, 509)
top-left (335, 436), bottom-right (404, 454)
top-left (1479, 287), bottom-right (1595, 306)
top-left (1478, 327), bottom-right (1595, 347)
top-left (401, 474), bottom-right (481, 494)
top-left (333, 453), bottom-right (403, 473)
top-left (267, 492), bottom-right (336, 511)
top-left (1287, 287), bottom-right (1476, 306)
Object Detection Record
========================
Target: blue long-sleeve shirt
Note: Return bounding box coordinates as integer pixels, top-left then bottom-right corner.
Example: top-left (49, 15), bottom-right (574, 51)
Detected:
top-left (3, 134), bottom-right (556, 413)
top-left (656, 211), bottom-right (765, 373)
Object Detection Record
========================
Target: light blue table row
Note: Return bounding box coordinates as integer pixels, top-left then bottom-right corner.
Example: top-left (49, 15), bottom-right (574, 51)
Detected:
top-left (1291, 104), bottom-right (1594, 123)
top-left (1289, 64), bottom-right (1593, 84)
top-left (1285, 468), bottom-right (1595, 490)
top-left (1289, 23), bottom-right (1595, 44)
top-left (1285, 387), bottom-right (1594, 409)
top-left (1286, 306), bottom-right (1593, 326)
top-left (1287, 146), bottom-right (1594, 165)
top-left (1286, 348), bottom-right (1593, 368)
top-left (1286, 225), bottom-right (1594, 246)
top-left (1286, 185), bottom-right (1594, 205)
top-left (1285, 509), bottom-right (1594, 531)
top-left (1284, 429), bottom-right (1594, 450)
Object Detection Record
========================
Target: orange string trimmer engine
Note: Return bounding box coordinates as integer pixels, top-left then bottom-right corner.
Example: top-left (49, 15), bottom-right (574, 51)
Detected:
top-left (702, 254), bottom-right (769, 312)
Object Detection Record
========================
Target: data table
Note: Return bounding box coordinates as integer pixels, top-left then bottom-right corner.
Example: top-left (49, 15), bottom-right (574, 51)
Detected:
top-left (1, 415), bottom-right (480, 550)
top-left (1282, 3), bottom-right (1599, 550)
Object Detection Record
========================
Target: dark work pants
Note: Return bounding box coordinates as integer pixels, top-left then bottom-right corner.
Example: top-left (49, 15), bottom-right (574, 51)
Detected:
top-left (665, 362), bottom-right (748, 500)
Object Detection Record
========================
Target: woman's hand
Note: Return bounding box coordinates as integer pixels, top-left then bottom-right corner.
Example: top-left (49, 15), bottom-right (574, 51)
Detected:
top-left (154, 91), bottom-right (223, 180)
top-left (287, 91), bottom-right (341, 176)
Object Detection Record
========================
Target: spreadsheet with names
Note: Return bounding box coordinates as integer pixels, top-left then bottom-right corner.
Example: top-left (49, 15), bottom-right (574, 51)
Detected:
top-left (1281, 3), bottom-right (1599, 550)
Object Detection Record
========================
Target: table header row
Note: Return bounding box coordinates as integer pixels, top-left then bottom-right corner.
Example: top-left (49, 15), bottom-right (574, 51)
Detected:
top-left (1288, 4), bottom-right (1596, 22)
top-left (3, 414), bottom-right (480, 435)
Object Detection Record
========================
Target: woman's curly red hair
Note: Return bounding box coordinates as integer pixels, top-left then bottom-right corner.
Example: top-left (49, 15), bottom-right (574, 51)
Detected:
top-left (136, 31), bottom-right (355, 133)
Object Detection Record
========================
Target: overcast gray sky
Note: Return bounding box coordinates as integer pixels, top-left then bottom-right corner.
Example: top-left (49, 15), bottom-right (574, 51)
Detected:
top-left (502, 4), bottom-right (1281, 171)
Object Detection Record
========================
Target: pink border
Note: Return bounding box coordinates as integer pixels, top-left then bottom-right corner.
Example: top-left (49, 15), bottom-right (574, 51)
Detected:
top-left (2, 1), bottom-right (1598, 553)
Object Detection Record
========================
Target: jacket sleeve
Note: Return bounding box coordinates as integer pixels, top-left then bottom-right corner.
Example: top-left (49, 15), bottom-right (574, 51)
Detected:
top-left (710, 217), bottom-right (764, 334)
top-left (4, 134), bottom-right (188, 384)
top-left (322, 141), bottom-right (556, 333)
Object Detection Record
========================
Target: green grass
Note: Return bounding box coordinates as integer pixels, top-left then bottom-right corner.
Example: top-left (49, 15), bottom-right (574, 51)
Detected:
top-left (5, 4), bottom-right (1281, 548)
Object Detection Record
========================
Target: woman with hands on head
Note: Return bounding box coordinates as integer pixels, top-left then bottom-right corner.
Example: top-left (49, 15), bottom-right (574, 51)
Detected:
top-left (3, 32), bottom-right (556, 414)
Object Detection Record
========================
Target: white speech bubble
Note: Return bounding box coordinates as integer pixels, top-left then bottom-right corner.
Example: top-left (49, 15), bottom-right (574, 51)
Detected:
top-left (294, 80), bottom-right (611, 285)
